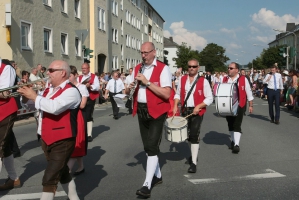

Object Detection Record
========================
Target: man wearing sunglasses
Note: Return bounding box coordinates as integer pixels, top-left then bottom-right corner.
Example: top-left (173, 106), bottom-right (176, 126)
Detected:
top-left (173, 59), bottom-right (213, 173)
top-left (126, 42), bottom-right (172, 198)
top-left (78, 63), bottom-right (100, 142)
top-left (18, 60), bottom-right (81, 200)
top-left (223, 62), bottom-right (254, 154)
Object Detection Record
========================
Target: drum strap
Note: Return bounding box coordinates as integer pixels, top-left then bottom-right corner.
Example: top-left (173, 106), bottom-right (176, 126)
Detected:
top-left (181, 74), bottom-right (200, 112)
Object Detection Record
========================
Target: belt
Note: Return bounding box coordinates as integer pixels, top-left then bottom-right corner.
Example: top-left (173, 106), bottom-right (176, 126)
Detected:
top-left (268, 88), bottom-right (280, 90)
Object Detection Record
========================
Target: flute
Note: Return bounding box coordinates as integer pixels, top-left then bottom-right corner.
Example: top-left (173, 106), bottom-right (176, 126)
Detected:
top-left (128, 62), bottom-right (144, 100)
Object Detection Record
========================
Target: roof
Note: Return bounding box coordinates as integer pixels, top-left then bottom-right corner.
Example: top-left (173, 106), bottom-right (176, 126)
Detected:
top-left (164, 37), bottom-right (178, 47)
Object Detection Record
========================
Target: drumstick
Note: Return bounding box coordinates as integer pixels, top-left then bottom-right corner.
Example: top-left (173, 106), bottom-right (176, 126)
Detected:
top-left (184, 113), bottom-right (194, 119)
top-left (171, 116), bottom-right (175, 122)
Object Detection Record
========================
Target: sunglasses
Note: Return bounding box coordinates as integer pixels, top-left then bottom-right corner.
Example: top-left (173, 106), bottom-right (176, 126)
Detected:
top-left (228, 67), bottom-right (236, 70)
top-left (188, 65), bottom-right (198, 69)
top-left (47, 68), bottom-right (64, 73)
top-left (140, 49), bottom-right (154, 55)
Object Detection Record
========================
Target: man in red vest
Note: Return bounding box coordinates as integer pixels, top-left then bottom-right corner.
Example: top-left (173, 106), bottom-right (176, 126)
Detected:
top-left (173, 59), bottom-right (213, 173)
top-left (0, 58), bottom-right (21, 191)
top-left (78, 63), bottom-right (99, 142)
top-left (18, 60), bottom-right (81, 200)
top-left (126, 42), bottom-right (172, 198)
top-left (222, 62), bottom-right (254, 153)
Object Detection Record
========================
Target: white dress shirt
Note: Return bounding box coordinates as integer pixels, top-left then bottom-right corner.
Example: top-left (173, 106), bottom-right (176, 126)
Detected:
top-left (226, 75), bottom-right (254, 101)
top-left (263, 73), bottom-right (283, 90)
top-left (125, 74), bottom-right (132, 88)
top-left (174, 74), bottom-right (213, 107)
top-left (77, 83), bottom-right (89, 97)
top-left (0, 59), bottom-right (16, 89)
top-left (29, 74), bottom-right (39, 82)
top-left (77, 72), bottom-right (100, 91)
top-left (106, 78), bottom-right (125, 93)
top-left (130, 59), bottom-right (172, 103)
top-left (36, 80), bottom-right (81, 135)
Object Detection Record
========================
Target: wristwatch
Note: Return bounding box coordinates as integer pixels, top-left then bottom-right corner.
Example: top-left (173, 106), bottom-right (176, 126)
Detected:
top-left (146, 81), bottom-right (151, 87)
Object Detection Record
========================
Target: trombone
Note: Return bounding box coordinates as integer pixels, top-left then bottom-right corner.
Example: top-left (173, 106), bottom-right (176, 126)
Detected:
top-left (0, 77), bottom-right (48, 98)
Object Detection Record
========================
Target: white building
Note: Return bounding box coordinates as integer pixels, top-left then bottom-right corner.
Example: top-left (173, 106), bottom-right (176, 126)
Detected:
top-left (164, 37), bottom-right (178, 73)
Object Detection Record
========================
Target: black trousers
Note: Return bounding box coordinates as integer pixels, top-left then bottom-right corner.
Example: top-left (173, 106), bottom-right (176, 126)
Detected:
top-left (85, 98), bottom-right (96, 122)
top-left (0, 112), bottom-right (17, 158)
top-left (182, 107), bottom-right (203, 144)
top-left (137, 103), bottom-right (167, 156)
top-left (109, 91), bottom-right (122, 117)
top-left (226, 106), bottom-right (246, 133)
top-left (267, 89), bottom-right (281, 121)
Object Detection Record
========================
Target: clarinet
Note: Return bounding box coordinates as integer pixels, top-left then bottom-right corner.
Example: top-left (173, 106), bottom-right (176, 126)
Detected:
top-left (128, 62), bottom-right (144, 100)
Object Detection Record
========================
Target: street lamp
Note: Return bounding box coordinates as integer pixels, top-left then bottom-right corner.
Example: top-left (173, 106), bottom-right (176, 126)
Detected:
top-left (273, 29), bottom-right (297, 69)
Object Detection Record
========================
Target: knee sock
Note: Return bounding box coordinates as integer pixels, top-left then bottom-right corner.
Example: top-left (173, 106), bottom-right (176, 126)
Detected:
top-left (67, 158), bottom-right (76, 172)
top-left (76, 157), bottom-right (84, 171)
top-left (3, 155), bottom-right (18, 180)
top-left (230, 131), bottom-right (234, 142)
top-left (0, 158), bottom-right (2, 173)
top-left (61, 179), bottom-right (79, 200)
top-left (40, 192), bottom-right (54, 200)
top-left (143, 155), bottom-right (158, 189)
top-left (234, 132), bottom-right (241, 146)
top-left (87, 122), bottom-right (93, 137)
top-left (154, 162), bottom-right (161, 178)
top-left (191, 144), bottom-right (199, 165)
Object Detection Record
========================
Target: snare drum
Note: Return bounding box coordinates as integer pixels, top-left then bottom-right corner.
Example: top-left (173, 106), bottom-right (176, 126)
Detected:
top-left (164, 116), bottom-right (188, 143)
top-left (215, 83), bottom-right (239, 116)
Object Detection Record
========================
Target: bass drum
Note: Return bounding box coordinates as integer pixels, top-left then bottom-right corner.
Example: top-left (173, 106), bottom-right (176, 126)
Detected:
top-left (215, 83), bottom-right (239, 116)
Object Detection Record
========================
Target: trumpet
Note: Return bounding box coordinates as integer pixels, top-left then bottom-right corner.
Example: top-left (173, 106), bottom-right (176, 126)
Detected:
top-left (0, 77), bottom-right (48, 98)
top-left (128, 62), bottom-right (144, 100)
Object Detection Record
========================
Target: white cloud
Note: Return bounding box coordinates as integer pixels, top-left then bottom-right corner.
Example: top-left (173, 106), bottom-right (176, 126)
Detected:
top-left (163, 30), bottom-right (171, 38)
top-left (164, 21), bottom-right (207, 50)
top-left (220, 28), bottom-right (236, 38)
top-left (229, 43), bottom-right (242, 49)
top-left (255, 36), bottom-right (270, 43)
top-left (251, 8), bottom-right (299, 30)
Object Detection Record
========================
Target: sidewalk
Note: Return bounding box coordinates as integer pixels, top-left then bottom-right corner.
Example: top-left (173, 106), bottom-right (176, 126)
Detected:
top-left (14, 102), bottom-right (111, 127)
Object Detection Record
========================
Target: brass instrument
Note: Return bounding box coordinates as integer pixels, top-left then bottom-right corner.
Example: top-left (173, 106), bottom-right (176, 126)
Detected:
top-left (128, 63), bottom-right (144, 100)
top-left (0, 78), bottom-right (48, 98)
top-left (81, 77), bottom-right (91, 85)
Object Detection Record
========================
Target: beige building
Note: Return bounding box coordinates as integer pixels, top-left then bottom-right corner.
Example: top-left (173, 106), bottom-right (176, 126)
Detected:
top-left (0, 0), bottom-right (164, 73)
top-left (0, 0), bottom-right (89, 72)
top-left (87, 0), bottom-right (165, 73)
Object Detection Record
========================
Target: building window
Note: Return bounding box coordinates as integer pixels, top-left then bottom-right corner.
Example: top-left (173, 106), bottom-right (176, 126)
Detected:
top-left (75, 37), bottom-right (81, 56)
top-left (74, 0), bottom-right (81, 18)
top-left (111, 0), bottom-right (118, 16)
top-left (121, 20), bottom-right (123, 35)
top-left (112, 56), bottom-right (118, 69)
top-left (21, 21), bottom-right (32, 50)
top-left (43, 0), bottom-right (52, 7)
top-left (120, 0), bottom-right (123, 10)
top-left (44, 28), bottom-right (52, 52)
top-left (98, 7), bottom-right (105, 31)
top-left (61, 33), bottom-right (68, 55)
top-left (61, 0), bottom-right (67, 13)
top-left (112, 28), bottom-right (118, 43)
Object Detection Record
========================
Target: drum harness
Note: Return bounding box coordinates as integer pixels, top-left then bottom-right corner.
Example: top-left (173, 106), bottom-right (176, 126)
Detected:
top-left (181, 73), bottom-right (201, 116)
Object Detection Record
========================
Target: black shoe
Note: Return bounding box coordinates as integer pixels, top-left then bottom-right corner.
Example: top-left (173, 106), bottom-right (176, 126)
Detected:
top-left (270, 119), bottom-right (274, 123)
top-left (88, 136), bottom-right (93, 142)
top-left (274, 121), bottom-right (280, 125)
top-left (232, 145), bottom-right (240, 154)
top-left (74, 168), bottom-right (85, 176)
top-left (229, 141), bottom-right (235, 149)
top-left (13, 151), bottom-right (21, 158)
top-left (136, 186), bottom-right (151, 198)
top-left (188, 163), bottom-right (197, 173)
top-left (151, 176), bottom-right (162, 188)
top-left (113, 116), bottom-right (119, 120)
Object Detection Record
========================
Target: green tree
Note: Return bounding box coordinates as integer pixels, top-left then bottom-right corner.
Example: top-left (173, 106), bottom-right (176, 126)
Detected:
top-left (198, 43), bottom-right (229, 72)
top-left (262, 46), bottom-right (286, 68)
top-left (173, 43), bottom-right (200, 71)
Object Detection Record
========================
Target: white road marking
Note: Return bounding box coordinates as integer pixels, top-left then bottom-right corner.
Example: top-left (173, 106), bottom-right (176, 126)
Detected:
top-left (187, 169), bottom-right (285, 184)
top-left (95, 108), bottom-right (106, 110)
top-left (0, 191), bottom-right (67, 200)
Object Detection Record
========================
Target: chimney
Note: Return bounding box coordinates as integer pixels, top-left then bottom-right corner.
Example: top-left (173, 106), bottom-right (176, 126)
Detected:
top-left (169, 37), bottom-right (173, 42)
top-left (286, 23), bottom-right (295, 32)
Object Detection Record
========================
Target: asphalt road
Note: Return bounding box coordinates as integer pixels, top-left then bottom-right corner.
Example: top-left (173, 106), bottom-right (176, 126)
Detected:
top-left (1, 98), bottom-right (299, 200)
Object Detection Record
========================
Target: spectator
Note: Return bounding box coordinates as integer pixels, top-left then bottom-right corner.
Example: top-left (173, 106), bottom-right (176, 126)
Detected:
top-left (286, 69), bottom-right (298, 110)
top-left (40, 66), bottom-right (46, 78)
top-left (36, 64), bottom-right (43, 79)
top-left (29, 68), bottom-right (38, 81)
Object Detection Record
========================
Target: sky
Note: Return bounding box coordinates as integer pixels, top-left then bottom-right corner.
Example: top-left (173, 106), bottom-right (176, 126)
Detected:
top-left (148, 0), bottom-right (299, 65)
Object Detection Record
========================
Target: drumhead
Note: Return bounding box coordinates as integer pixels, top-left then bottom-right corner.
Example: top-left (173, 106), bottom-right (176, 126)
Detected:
top-left (165, 116), bottom-right (187, 128)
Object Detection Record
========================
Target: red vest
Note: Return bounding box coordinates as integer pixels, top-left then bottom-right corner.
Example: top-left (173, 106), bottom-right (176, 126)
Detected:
top-left (132, 61), bottom-right (170, 119)
top-left (223, 75), bottom-right (247, 108)
top-left (0, 63), bottom-right (18, 121)
top-left (79, 73), bottom-right (99, 100)
top-left (41, 83), bottom-right (79, 145)
top-left (180, 75), bottom-right (206, 116)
